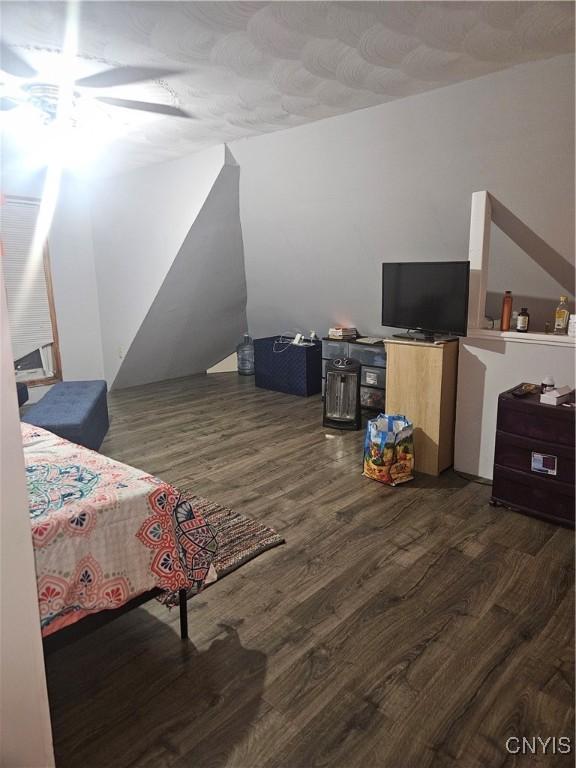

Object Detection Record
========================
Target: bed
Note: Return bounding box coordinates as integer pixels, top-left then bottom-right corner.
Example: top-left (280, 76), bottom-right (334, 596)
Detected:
top-left (22, 422), bottom-right (218, 641)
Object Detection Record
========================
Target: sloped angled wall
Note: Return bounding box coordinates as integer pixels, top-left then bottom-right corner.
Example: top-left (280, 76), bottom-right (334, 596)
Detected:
top-left (90, 145), bottom-right (228, 386)
top-left (113, 162), bottom-right (247, 388)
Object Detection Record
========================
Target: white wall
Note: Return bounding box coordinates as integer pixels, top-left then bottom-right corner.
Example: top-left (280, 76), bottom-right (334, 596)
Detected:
top-left (0, 269), bottom-right (55, 768)
top-left (1, 163), bottom-right (105, 402)
top-left (455, 336), bottom-right (576, 479)
top-left (230, 54), bottom-right (574, 339)
top-left (113, 162), bottom-right (247, 388)
top-left (90, 145), bottom-right (228, 387)
top-left (49, 178), bottom-right (104, 381)
top-left (4, 141), bottom-right (247, 395)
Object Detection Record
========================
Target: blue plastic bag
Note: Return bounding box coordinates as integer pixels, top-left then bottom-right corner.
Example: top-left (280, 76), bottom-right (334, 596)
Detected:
top-left (362, 413), bottom-right (415, 485)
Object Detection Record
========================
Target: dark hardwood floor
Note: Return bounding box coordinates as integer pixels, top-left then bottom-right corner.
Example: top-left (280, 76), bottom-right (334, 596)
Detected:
top-left (45, 373), bottom-right (575, 768)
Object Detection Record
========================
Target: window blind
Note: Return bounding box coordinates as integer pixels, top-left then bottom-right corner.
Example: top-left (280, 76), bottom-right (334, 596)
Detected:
top-left (1, 198), bottom-right (54, 361)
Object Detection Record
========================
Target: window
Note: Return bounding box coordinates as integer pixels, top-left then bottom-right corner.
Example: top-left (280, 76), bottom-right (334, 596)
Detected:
top-left (1, 196), bottom-right (62, 385)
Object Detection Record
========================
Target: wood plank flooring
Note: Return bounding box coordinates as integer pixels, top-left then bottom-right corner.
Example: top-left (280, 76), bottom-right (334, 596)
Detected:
top-left (44, 373), bottom-right (575, 768)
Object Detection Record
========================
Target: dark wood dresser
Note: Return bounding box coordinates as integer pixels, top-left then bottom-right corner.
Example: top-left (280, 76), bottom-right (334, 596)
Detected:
top-left (491, 385), bottom-right (575, 528)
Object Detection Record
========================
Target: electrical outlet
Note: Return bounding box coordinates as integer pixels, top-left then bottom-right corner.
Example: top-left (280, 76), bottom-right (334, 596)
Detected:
top-left (117, 346), bottom-right (124, 360)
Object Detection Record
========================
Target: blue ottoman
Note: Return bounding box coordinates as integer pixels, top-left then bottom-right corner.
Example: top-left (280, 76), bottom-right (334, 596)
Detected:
top-left (22, 380), bottom-right (109, 451)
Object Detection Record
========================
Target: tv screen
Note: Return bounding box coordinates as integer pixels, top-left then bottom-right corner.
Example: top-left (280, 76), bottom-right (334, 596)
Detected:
top-left (382, 261), bottom-right (470, 337)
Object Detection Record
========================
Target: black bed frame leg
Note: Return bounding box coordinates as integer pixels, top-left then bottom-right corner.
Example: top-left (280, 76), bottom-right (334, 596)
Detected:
top-left (178, 589), bottom-right (189, 640)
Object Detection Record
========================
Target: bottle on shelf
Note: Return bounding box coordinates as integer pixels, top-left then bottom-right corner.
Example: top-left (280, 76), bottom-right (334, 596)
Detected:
top-left (516, 307), bottom-right (530, 333)
top-left (554, 296), bottom-right (570, 335)
top-left (237, 334), bottom-right (255, 376)
top-left (500, 291), bottom-right (513, 331)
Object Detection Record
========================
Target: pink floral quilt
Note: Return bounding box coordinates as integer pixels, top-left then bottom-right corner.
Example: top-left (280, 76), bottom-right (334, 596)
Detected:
top-left (22, 423), bottom-right (217, 637)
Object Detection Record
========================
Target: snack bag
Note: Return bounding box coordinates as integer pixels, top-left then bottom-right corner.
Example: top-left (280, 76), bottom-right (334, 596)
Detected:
top-left (362, 413), bottom-right (415, 486)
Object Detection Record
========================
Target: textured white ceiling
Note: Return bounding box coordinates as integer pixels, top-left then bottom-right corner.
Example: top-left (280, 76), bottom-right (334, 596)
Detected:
top-left (1, 1), bottom-right (574, 173)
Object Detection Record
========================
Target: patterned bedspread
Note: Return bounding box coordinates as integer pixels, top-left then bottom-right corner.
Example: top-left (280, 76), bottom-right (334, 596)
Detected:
top-left (22, 423), bottom-right (218, 637)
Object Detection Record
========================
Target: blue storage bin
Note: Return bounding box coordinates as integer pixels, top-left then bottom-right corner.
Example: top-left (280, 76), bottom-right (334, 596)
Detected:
top-left (254, 337), bottom-right (322, 397)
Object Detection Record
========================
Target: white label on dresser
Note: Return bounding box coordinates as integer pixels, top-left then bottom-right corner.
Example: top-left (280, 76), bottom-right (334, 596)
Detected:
top-left (531, 452), bottom-right (558, 476)
top-left (365, 371), bottom-right (378, 386)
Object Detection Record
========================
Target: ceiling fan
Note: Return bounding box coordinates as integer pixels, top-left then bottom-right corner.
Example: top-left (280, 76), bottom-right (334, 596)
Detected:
top-left (0, 41), bottom-right (194, 122)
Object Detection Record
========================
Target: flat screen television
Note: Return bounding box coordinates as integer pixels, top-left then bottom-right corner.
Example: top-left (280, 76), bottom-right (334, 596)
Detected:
top-left (382, 261), bottom-right (470, 341)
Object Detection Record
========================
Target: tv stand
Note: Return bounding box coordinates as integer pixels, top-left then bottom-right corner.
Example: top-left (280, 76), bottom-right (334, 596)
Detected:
top-left (385, 338), bottom-right (459, 475)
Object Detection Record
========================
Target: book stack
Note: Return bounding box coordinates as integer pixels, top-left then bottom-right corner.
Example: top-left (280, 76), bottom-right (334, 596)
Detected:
top-left (328, 326), bottom-right (358, 340)
top-left (540, 385), bottom-right (573, 406)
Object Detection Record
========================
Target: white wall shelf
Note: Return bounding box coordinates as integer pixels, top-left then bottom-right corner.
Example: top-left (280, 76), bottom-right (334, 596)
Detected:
top-left (466, 329), bottom-right (576, 347)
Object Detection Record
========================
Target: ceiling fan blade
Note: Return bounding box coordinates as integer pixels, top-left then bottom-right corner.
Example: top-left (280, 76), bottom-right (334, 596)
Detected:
top-left (96, 96), bottom-right (193, 118)
top-left (76, 66), bottom-right (186, 88)
top-left (0, 41), bottom-right (37, 78)
top-left (0, 96), bottom-right (19, 111)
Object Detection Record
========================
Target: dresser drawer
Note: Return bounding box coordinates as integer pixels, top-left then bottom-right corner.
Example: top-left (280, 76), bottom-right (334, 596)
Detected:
top-left (492, 464), bottom-right (575, 527)
top-left (360, 386), bottom-right (385, 410)
top-left (348, 343), bottom-right (387, 368)
top-left (322, 340), bottom-right (348, 359)
top-left (361, 365), bottom-right (386, 389)
top-left (494, 430), bottom-right (575, 485)
top-left (496, 395), bottom-right (575, 447)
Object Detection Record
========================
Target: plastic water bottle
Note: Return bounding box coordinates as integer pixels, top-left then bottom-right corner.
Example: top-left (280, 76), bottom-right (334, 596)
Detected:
top-left (237, 334), bottom-right (255, 376)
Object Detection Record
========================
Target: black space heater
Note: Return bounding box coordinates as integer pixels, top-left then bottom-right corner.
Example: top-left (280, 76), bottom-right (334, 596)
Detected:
top-left (323, 358), bottom-right (361, 430)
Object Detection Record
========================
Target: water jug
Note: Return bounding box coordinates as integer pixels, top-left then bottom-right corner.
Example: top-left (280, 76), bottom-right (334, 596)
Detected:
top-left (237, 334), bottom-right (255, 376)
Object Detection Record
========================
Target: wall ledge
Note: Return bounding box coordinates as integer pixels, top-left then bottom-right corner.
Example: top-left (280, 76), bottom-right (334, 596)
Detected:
top-left (465, 329), bottom-right (576, 347)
